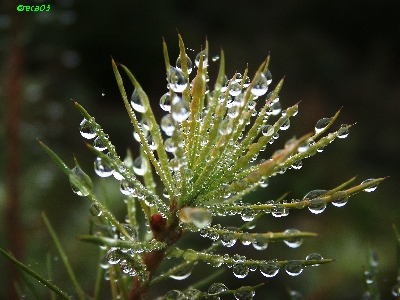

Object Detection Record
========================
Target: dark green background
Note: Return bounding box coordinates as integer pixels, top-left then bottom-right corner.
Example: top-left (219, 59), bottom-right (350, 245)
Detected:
top-left (1, 0), bottom-right (399, 299)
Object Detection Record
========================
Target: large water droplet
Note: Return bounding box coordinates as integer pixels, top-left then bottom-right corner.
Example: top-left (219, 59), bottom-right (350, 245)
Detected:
top-left (252, 234), bottom-right (269, 250)
top-left (164, 290), bottom-right (186, 300)
top-left (260, 260), bottom-right (280, 277)
top-left (164, 138), bottom-right (177, 153)
top-left (233, 263), bottom-right (249, 278)
top-left (262, 124), bottom-right (274, 137)
top-left (285, 260), bottom-right (304, 276)
top-left (234, 287), bottom-right (255, 300)
top-left (361, 178), bottom-right (378, 192)
top-left (221, 232), bottom-right (237, 247)
top-left (79, 119), bottom-right (96, 139)
top-left (283, 229), bottom-right (303, 248)
top-left (264, 69), bottom-right (272, 85)
top-left (106, 248), bottom-right (121, 265)
top-left (315, 117), bottom-right (332, 134)
top-left (241, 208), bottom-right (256, 221)
top-left (338, 124), bottom-right (349, 138)
top-left (70, 166), bottom-right (93, 196)
top-left (280, 118), bottom-right (290, 130)
top-left (195, 50), bottom-right (208, 68)
top-left (120, 179), bottom-right (136, 195)
top-left (306, 253), bottom-right (323, 266)
top-left (93, 137), bottom-right (107, 151)
top-left (251, 73), bottom-right (268, 97)
top-left (133, 156), bottom-right (147, 176)
top-left (176, 54), bottom-right (193, 74)
top-left (218, 119), bottom-right (233, 135)
top-left (161, 114), bottom-right (175, 136)
top-left (130, 89), bottom-right (147, 113)
top-left (208, 283), bottom-right (228, 295)
top-left (160, 92), bottom-right (173, 112)
top-left (270, 101), bottom-right (281, 115)
top-left (331, 191), bottom-right (349, 207)
top-left (168, 67), bottom-right (188, 93)
top-left (308, 198), bottom-right (327, 214)
top-left (170, 264), bottom-right (193, 280)
top-left (229, 81), bottom-right (242, 97)
top-left (171, 97), bottom-right (190, 122)
top-left (240, 232), bottom-right (253, 245)
top-left (94, 156), bottom-right (114, 177)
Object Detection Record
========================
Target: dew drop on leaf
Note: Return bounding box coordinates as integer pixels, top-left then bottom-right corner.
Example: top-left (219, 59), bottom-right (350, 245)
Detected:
top-left (133, 156), bottom-right (148, 176)
top-left (260, 260), bottom-right (280, 277)
top-left (195, 50), bottom-right (208, 68)
top-left (337, 124), bottom-right (349, 138)
top-left (308, 198), bottom-right (327, 214)
top-left (331, 191), bottom-right (348, 207)
top-left (315, 117), bottom-right (332, 134)
top-left (285, 260), bottom-right (304, 276)
top-left (120, 179), bottom-right (136, 195)
top-left (176, 54), bottom-right (193, 74)
top-left (208, 282), bottom-right (228, 295)
top-left (232, 263), bottom-right (249, 278)
top-left (160, 92), bottom-right (173, 112)
top-left (94, 156), bottom-right (114, 177)
top-left (130, 89), bottom-right (147, 113)
top-left (93, 137), bottom-right (107, 151)
top-left (79, 119), bottom-right (96, 139)
top-left (171, 97), bottom-right (190, 122)
top-left (283, 229), bottom-right (303, 248)
top-left (306, 253), bottom-right (323, 266)
top-left (251, 73), bottom-right (269, 97)
top-left (361, 178), bottom-right (378, 192)
top-left (161, 114), bottom-right (175, 136)
top-left (234, 286), bottom-right (255, 300)
top-left (168, 67), bottom-right (188, 93)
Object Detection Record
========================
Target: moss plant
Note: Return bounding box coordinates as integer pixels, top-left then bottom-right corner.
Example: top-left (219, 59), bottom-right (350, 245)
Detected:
top-left (1, 35), bottom-right (388, 299)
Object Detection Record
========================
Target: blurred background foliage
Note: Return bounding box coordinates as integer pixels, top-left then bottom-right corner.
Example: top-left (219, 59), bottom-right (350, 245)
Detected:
top-left (0, 0), bottom-right (399, 299)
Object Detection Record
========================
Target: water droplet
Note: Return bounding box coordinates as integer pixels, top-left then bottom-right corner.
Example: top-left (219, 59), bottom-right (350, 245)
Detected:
top-left (133, 156), bottom-right (148, 176)
top-left (171, 97), bottom-right (190, 122)
top-left (297, 141), bottom-right (309, 153)
top-left (168, 67), bottom-right (188, 93)
top-left (303, 190), bottom-right (326, 200)
top-left (208, 283), bottom-right (228, 295)
top-left (280, 118), bottom-right (290, 130)
top-left (120, 179), bottom-right (136, 195)
top-left (164, 290), bottom-right (186, 300)
top-left (270, 101), bottom-right (281, 115)
top-left (70, 166), bottom-right (93, 196)
top-left (285, 260), bottom-right (304, 276)
top-left (160, 92), bottom-right (173, 112)
top-left (161, 114), bottom-right (175, 136)
top-left (288, 290), bottom-right (303, 300)
top-left (89, 204), bottom-right (102, 216)
top-left (179, 207), bottom-right (212, 229)
top-left (271, 204), bottom-right (288, 217)
top-left (229, 81), bottom-right (242, 97)
top-left (252, 234), bottom-right (269, 250)
top-left (241, 208), bottom-right (256, 221)
top-left (391, 283), bottom-right (400, 297)
top-left (93, 137), bottom-right (107, 151)
top-left (292, 160), bottom-right (302, 170)
top-left (262, 124), bottom-right (274, 137)
top-left (233, 263), bottom-right (249, 278)
top-left (130, 89), bottom-right (147, 113)
top-left (176, 54), bottom-right (193, 74)
top-left (94, 156), bottom-right (114, 177)
top-left (308, 198), bottom-right (327, 214)
top-left (315, 117), bottom-right (332, 134)
top-left (120, 259), bottom-right (136, 276)
top-left (195, 50), bottom-right (208, 68)
top-left (361, 178), bottom-right (378, 192)
top-left (264, 69), bottom-right (272, 85)
top-left (79, 119), bottom-right (96, 139)
top-left (283, 229), bottom-right (303, 248)
top-left (234, 287), bottom-right (255, 300)
top-left (164, 138), bottom-right (177, 153)
top-left (212, 55), bottom-right (220, 62)
top-left (221, 233), bottom-right (237, 247)
top-left (331, 191), bottom-right (349, 207)
top-left (260, 260), bottom-right (280, 277)
top-left (251, 73), bottom-right (268, 97)
top-left (106, 248), bottom-right (121, 265)
top-left (338, 124), bottom-right (349, 138)
top-left (170, 264), bottom-right (193, 280)
top-left (218, 119), bottom-right (233, 135)
top-left (306, 253), bottom-right (323, 266)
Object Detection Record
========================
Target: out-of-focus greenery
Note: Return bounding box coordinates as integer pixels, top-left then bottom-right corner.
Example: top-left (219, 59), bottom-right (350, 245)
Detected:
top-left (0, 0), bottom-right (399, 299)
